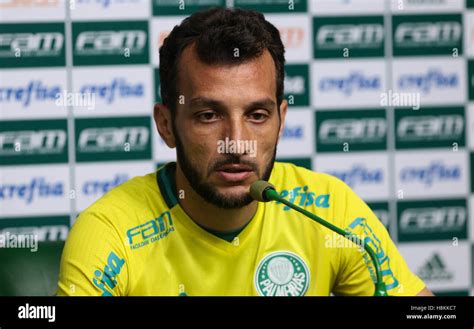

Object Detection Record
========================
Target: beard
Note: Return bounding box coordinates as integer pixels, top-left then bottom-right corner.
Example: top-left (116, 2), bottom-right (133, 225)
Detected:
top-left (173, 127), bottom-right (276, 209)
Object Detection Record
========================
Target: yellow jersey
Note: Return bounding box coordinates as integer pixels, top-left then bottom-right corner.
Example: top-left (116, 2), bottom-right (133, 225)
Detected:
top-left (57, 161), bottom-right (426, 296)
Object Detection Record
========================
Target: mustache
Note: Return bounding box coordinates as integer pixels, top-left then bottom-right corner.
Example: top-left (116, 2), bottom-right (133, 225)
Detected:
top-left (210, 154), bottom-right (258, 172)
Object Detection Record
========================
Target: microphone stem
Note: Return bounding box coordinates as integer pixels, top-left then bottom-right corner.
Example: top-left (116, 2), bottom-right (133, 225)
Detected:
top-left (266, 188), bottom-right (388, 296)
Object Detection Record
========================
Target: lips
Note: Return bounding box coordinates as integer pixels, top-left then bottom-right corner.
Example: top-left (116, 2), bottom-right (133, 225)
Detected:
top-left (215, 164), bottom-right (254, 182)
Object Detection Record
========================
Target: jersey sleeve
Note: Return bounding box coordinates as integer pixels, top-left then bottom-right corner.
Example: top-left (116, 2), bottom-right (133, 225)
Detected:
top-left (331, 178), bottom-right (426, 296)
top-left (56, 210), bottom-right (129, 296)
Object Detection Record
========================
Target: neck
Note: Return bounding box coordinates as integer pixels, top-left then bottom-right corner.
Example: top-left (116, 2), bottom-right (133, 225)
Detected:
top-left (175, 162), bottom-right (258, 232)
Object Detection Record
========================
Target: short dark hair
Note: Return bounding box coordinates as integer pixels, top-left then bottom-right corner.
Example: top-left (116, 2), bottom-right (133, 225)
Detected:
top-left (159, 7), bottom-right (285, 112)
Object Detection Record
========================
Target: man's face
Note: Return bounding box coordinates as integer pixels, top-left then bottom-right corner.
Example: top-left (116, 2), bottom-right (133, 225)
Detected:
top-left (171, 45), bottom-right (287, 208)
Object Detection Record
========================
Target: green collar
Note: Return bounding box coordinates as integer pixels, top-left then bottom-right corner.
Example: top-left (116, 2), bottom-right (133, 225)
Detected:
top-left (156, 162), bottom-right (249, 242)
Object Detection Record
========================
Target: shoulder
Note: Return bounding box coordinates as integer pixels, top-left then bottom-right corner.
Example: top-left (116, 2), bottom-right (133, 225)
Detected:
top-left (73, 171), bottom-right (163, 233)
top-left (88, 171), bottom-right (158, 212)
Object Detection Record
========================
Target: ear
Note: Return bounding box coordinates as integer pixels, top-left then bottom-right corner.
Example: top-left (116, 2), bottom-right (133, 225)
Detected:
top-left (277, 99), bottom-right (288, 142)
top-left (153, 103), bottom-right (176, 148)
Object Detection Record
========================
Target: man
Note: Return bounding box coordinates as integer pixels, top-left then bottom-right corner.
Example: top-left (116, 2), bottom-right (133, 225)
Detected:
top-left (57, 7), bottom-right (432, 296)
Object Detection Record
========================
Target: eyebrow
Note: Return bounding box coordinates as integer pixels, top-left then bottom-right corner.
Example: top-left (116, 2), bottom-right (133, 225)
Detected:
top-left (189, 97), bottom-right (277, 111)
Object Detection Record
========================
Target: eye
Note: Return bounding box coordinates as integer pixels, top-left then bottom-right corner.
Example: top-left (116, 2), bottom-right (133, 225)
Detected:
top-left (248, 111), bottom-right (269, 123)
top-left (196, 111), bottom-right (220, 122)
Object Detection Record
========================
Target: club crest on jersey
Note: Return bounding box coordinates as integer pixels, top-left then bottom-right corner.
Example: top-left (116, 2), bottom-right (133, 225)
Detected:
top-left (255, 251), bottom-right (310, 296)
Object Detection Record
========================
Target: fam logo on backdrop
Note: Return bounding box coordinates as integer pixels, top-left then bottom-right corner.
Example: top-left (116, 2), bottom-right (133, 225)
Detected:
top-left (0, 23), bottom-right (65, 68)
top-left (392, 14), bottom-right (463, 56)
top-left (397, 199), bottom-right (468, 242)
top-left (395, 107), bottom-right (465, 149)
top-left (72, 21), bottom-right (149, 66)
top-left (316, 109), bottom-right (387, 152)
top-left (313, 16), bottom-right (384, 58)
top-left (0, 119), bottom-right (68, 165)
top-left (75, 116), bottom-right (152, 162)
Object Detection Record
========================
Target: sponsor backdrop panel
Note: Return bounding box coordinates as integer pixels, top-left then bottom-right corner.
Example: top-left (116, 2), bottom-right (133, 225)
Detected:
top-left (0, 0), bottom-right (472, 295)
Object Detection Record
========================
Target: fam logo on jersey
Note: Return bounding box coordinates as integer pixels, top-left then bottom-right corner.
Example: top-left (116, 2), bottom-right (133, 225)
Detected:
top-left (0, 23), bottom-right (65, 68)
top-left (75, 116), bottom-right (151, 162)
top-left (284, 64), bottom-right (309, 106)
top-left (392, 14), bottom-right (463, 56)
top-left (72, 20), bottom-right (149, 66)
top-left (316, 110), bottom-right (387, 152)
top-left (397, 199), bottom-right (467, 242)
top-left (346, 217), bottom-right (399, 290)
top-left (0, 119), bottom-right (68, 165)
top-left (313, 16), bottom-right (384, 58)
top-left (126, 211), bottom-right (175, 250)
top-left (255, 251), bottom-right (310, 296)
top-left (395, 107), bottom-right (465, 149)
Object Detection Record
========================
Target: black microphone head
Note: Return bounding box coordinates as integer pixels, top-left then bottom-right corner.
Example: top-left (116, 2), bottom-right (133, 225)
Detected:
top-left (250, 180), bottom-right (275, 202)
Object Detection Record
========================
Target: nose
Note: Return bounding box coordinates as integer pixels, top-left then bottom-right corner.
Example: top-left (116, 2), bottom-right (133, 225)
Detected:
top-left (224, 113), bottom-right (249, 156)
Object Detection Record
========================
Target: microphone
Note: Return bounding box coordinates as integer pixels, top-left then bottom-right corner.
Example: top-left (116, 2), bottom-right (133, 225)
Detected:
top-left (250, 180), bottom-right (388, 296)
